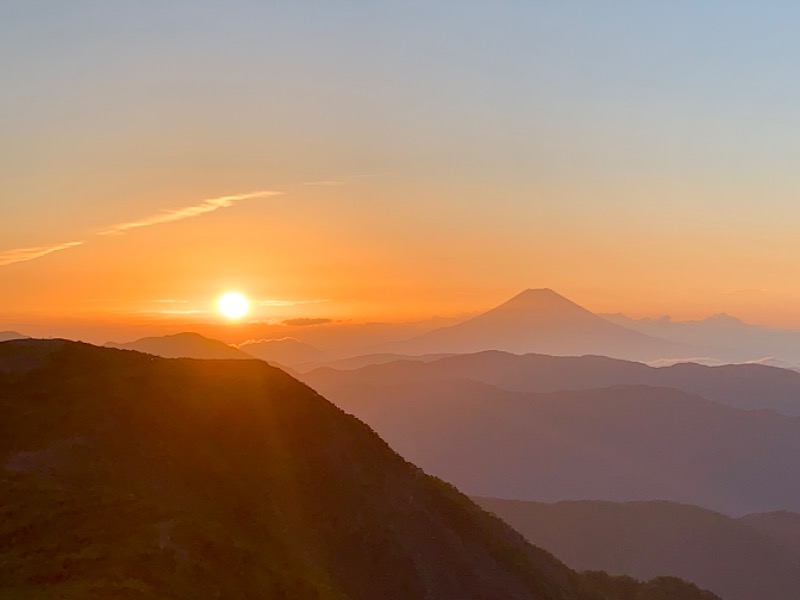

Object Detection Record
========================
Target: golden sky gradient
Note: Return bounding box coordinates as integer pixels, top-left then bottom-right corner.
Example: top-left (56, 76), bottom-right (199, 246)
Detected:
top-left (4, 3), bottom-right (800, 341)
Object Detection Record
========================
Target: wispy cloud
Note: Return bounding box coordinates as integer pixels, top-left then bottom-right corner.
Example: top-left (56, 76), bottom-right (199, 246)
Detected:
top-left (0, 241), bottom-right (84, 267)
top-left (99, 190), bottom-right (281, 236)
top-left (1, 190), bottom-right (281, 268)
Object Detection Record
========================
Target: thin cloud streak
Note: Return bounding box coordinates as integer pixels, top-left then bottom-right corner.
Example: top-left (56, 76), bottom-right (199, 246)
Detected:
top-left (0, 190), bottom-right (280, 269)
top-left (0, 241), bottom-right (84, 267)
top-left (99, 190), bottom-right (282, 236)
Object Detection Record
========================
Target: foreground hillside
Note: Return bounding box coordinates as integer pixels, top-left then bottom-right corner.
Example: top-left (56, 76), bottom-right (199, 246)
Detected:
top-left (0, 340), bottom-right (719, 599)
top-left (475, 498), bottom-right (800, 600)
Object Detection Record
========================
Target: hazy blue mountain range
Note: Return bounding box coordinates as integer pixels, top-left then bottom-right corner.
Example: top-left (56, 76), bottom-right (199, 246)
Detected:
top-left (0, 339), bottom-right (720, 600)
top-left (303, 350), bottom-right (800, 416)
top-left (309, 377), bottom-right (800, 515)
top-left (603, 312), bottom-right (800, 365)
top-left (474, 498), bottom-right (800, 600)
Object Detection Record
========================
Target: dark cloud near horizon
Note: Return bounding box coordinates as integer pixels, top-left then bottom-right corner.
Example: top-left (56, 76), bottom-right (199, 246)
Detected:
top-left (282, 318), bottom-right (333, 327)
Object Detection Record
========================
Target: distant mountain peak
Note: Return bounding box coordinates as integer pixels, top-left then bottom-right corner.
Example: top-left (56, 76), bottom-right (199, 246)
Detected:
top-left (487, 288), bottom-right (595, 318)
top-left (501, 288), bottom-right (578, 305)
top-left (383, 288), bottom-right (691, 360)
top-left (510, 287), bottom-right (563, 301)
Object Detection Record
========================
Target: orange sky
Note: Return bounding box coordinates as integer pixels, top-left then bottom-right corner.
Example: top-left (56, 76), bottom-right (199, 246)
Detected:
top-left (4, 3), bottom-right (800, 341)
top-left (2, 175), bottom-right (798, 343)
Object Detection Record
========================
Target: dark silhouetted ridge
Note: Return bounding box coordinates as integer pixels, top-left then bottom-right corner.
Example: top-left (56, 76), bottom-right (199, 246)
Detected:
top-left (105, 331), bottom-right (254, 360)
top-left (0, 339), bottom-right (720, 599)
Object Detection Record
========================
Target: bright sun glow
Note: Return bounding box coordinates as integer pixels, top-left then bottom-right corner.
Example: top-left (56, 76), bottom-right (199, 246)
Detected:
top-left (218, 292), bottom-right (250, 319)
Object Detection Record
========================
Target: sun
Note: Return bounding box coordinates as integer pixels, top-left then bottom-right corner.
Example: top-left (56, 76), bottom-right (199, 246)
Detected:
top-left (218, 292), bottom-right (250, 319)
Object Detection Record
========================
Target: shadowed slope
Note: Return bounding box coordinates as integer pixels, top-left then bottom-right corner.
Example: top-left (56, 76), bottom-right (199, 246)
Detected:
top-left (0, 340), bottom-right (719, 599)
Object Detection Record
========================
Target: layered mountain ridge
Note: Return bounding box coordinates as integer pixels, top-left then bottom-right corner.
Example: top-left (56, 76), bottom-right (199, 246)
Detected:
top-left (475, 498), bottom-right (800, 600)
top-left (308, 371), bottom-right (800, 514)
top-left (303, 349), bottom-right (800, 416)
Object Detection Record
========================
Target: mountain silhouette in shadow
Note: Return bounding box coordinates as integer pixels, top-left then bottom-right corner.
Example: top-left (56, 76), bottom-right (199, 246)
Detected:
top-left (105, 332), bottom-right (254, 360)
top-left (386, 289), bottom-right (695, 361)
